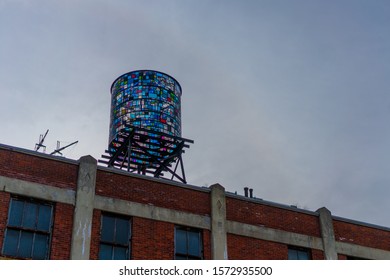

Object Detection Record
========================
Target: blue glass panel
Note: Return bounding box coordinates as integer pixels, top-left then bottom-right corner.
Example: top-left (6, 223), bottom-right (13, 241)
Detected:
top-left (288, 248), bottom-right (309, 260)
top-left (188, 231), bottom-right (201, 257)
top-left (3, 229), bottom-right (19, 256)
top-left (113, 246), bottom-right (127, 260)
top-left (101, 215), bottom-right (115, 242)
top-left (23, 202), bottom-right (38, 229)
top-left (19, 231), bottom-right (33, 258)
top-left (8, 200), bottom-right (24, 227)
top-left (32, 233), bottom-right (48, 259)
top-left (37, 205), bottom-right (52, 231)
top-left (175, 229), bottom-right (187, 254)
top-left (297, 250), bottom-right (309, 260)
top-left (115, 218), bottom-right (129, 245)
top-left (288, 249), bottom-right (297, 259)
top-left (99, 244), bottom-right (113, 260)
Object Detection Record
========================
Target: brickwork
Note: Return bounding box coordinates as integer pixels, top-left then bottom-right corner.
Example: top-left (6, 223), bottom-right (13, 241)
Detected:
top-left (96, 170), bottom-right (210, 215)
top-left (227, 234), bottom-right (287, 259)
top-left (202, 230), bottom-right (212, 260)
top-left (50, 203), bottom-right (74, 259)
top-left (311, 249), bottom-right (325, 260)
top-left (1, 145), bottom-right (390, 260)
top-left (337, 254), bottom-right (348, 260)
top-left (0, 149), bottom-right (78, 190)
top-left (226, 198), bottom-right (321, 237)
top-left (0, 192), bottom-right (10, 254)
top-left (132, 217), bottom-right (174, 259)
top-left (90, 209), bottom-right (102, 260)
top-left (333, 220), bottom-right (390, 250)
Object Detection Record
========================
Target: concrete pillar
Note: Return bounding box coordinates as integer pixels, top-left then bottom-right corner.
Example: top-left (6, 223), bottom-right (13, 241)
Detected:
top-left (70, 155), bottom-right (97, 260)
top-left (317, 207), bottom-right (338, 260)
top-left (210, 183), bottom-right (228, 260)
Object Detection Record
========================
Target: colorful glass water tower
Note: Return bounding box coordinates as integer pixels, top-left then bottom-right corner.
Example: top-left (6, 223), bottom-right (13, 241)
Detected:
top-left (99, 70), bottom-right (193, 183)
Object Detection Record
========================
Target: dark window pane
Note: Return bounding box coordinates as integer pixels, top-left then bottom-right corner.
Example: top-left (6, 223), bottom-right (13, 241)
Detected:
top-left (3, 229), bottom-right (19, 256)
top-left (8, 200), bottom-right (24, 227)
top-left (5, 198), bottom-right (53, 259)
top-left (113, 246), bottom-right (127, 260)
top-left (115, 218), bottom-right (129, 244)
top-left (19, 231), bottom-right (33, 258)
top-left (288, 248), bottom-right (309, 260)
top-left (175, 229), bottom-right (187, 254)
top-left (37, 205), bottom-right (52, 232)
top-left (32, 234), bottom-right (48, 260)
top-left (188, 231), bottom-right (200, 257)
top-left (288, 249), bottom-right (297, 260)
top-left (175, 255), bottom-right (187, 260)
top-left (99, 244), bottom-right (113, 260)
top-left (101, 216), bottom-right (115, 242)
top-left (23, 203), bottom-right (38, 229)
top-left (297, 250), bottom-right (309, 260)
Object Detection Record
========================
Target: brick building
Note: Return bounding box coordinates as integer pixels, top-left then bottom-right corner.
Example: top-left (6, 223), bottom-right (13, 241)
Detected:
top-left (0, 143), bottom-right (389, 260)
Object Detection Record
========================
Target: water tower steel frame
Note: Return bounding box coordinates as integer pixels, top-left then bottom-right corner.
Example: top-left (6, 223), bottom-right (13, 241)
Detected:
top-left (99, 70), bottom-right (193, 183)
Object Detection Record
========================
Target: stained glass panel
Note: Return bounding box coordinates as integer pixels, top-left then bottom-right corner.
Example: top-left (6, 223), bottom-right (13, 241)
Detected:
top-left (109, 70), bottom-right (182, 143)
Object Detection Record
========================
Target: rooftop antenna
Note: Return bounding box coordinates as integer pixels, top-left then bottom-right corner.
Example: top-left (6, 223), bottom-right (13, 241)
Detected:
top-left (50, 140), bottom-right (78, 156)
top-left (35, 129), bottom-right (49, 152)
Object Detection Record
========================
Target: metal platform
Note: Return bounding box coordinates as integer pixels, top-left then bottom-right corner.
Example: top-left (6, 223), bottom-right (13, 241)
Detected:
top-left (99, 126), bottom-right (193, 184)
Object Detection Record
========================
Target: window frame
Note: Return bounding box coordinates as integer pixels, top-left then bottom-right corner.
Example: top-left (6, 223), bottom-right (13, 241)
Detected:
top-left (98, 212), bottom-right (132, 260)
top-left (2, 196), bottom-right (54, 260)
top-left (287, 246), bottom-right (311, 260)
top-left (174, 226), bottom-right (203, 260)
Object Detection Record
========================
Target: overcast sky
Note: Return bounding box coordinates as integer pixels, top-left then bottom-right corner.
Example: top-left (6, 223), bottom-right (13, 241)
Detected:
top-left (1, 0), bottom-right (390, 227)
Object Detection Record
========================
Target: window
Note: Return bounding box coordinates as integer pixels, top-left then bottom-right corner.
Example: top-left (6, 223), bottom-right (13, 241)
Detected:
top-left (99, 213), bottom-right (131, 260)
top-left (347, 255), bottom-right (369, 260)
top-left (2, 197), bottom-right (53, 259)
top-left (288, 246), bottom-right (311, 260)
top-left (175, 226), bottom-right (203, 260)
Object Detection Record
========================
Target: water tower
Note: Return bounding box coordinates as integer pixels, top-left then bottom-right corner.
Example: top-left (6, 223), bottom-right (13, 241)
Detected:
top-left (99, 70), bottom-right (193, 183)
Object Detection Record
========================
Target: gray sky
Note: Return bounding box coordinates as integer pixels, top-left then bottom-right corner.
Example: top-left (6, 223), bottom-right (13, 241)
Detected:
top-left (1, 0), bottom-right (390, 227)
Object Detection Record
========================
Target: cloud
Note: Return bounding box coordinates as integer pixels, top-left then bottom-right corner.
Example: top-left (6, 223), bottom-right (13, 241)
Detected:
top-left (1, 0), bottom-right (390, 227)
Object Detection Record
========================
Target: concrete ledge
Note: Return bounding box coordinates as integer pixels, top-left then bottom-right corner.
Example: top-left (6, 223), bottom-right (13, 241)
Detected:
top-left (94, 195), bottom-right (211, 230)
top-left (0, 175), bottom-right (75, 205)
top-left (0, 256), bottom-right (16, 260)
top-left (227, 220), bottom-right (324, 251)
top-left (336, 242), bottom-right (390, 260)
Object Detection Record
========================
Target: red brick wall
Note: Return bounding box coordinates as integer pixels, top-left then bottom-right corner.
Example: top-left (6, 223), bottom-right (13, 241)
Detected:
top-left (0, 192), bottom-right (10, 254)
top-left (338, 254), bottom-right (348, 260)
top-left (90, 212), bottom-right (211, 260)
top-left (0, 148), bottom-right (78, 190)
top-left (227, 234), bottom-right (325, 260)
top-left (202, 230), bottom-right (211, 260)
top-left (96, 170), bottom-right (210, 215)
top-left (227, 234), bottom-right (287, 259)
top-left (132, 217), bottom-right (174, 259)
top-left (50, 203), bottom-right (74, 259)
top-left (226, 198), bottom-right (321, 237)
top-left (311, 249), bottom-right (325, 260)
top-left (333, 220), bottom-right (390, 251)
top-left (90, 209), bottom-right (102, 260)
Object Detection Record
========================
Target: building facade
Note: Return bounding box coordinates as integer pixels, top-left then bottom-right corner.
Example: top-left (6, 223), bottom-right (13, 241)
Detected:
top-left (0, 143), bottom-right (389, 260)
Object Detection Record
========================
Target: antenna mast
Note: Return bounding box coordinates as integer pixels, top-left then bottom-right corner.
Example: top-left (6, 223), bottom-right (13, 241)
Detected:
top-left (50, 140), bottom-right (78, 156)
top-left (35, 129), bottom-right (49, 152)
